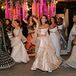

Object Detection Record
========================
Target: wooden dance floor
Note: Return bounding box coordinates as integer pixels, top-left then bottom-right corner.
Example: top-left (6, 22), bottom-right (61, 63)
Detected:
top-left (0, 56), bottom-right (76, 76)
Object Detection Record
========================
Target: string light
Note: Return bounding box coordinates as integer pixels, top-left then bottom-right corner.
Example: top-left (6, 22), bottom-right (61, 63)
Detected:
top-left (1, 6), bottom-right (4, 9)
top-left (56, 0), bottom-right (58, 4)
top-left (1, 5), bottom-right (5, 10)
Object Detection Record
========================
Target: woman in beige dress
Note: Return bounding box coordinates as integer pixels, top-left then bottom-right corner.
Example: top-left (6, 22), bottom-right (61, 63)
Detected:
top-left (31, 15), bottom-right (61, 72)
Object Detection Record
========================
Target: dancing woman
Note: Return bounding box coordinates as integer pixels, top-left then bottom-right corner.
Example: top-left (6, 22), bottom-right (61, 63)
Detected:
top-left (11, 19), bottom-right (30, 63)
top-left (49, 17), bottom-right (61, 57)
top-left (31, 15), bottom-right (61, 72)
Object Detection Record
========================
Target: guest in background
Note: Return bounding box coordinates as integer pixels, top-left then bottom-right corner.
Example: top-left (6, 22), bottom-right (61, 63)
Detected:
top-left (0, 19), bottom-right (15, 69)
top-left (21, 20), bottom-right (28, 38)
top-left (49, 16), bottom-right (61, 57)
top-left (23, 15), bottom-right (36, 54)
top-left (11, 19), bottom-right (30, 63)
top-left (67, 15), bottom-right (76, 53)
top-left (57, 17), bottom-right (67, 55)
top-left (5, 19), bottom-right (14, 40)
top-left (5, 19), bottom-right (14, 54)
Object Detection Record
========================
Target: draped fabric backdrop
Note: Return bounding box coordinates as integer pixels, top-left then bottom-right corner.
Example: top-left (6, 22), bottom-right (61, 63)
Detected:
top-left (5, 0), bottom-right (56, 20)
top-left (5, 0), bottom-right (9, 19)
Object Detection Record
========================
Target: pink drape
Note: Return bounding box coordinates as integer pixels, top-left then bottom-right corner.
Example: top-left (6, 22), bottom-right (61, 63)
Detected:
top-left (22, 0), bottom-right (27, 19)
top-left (16, 1), bottom-right (21, 21)
top-left (5, 0), bottom-right (9, 19)
top-left (32, 0), bottom-right (37, 16)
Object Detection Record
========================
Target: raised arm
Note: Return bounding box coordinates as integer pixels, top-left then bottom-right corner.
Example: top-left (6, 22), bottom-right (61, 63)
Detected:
top-left (23, 18), bottom-right (28, 24)
top-left (32, 17), bottom-right (40, 29)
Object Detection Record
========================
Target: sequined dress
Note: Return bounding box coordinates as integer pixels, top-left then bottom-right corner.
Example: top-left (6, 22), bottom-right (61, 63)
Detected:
top-left (0, 26), bottom-right (15, 69)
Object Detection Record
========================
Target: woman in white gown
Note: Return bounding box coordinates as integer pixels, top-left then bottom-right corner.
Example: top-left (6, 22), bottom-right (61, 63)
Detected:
top-left (11, 20), bottom-right (30, 63)
top-left (63, 16), bottom-right (76, 68)
top-left (65, 42), bottom-right (76, 68)
top-left (49, 17), bottom-right (61, 57)
top-left (67, 15), bottom-right (76, 53)
top-left (31, 15), bottom-right (61, 72)
top-left (63, 34), bottom-right (76, 68)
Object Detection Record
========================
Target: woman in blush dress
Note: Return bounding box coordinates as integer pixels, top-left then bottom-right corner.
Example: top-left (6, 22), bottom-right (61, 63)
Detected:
top-left (49, 17), bottom-right (61, 57)
top-left (11, 19), bottom-right (30, 63)
top-left (31, 15), bottom-right (61, 72)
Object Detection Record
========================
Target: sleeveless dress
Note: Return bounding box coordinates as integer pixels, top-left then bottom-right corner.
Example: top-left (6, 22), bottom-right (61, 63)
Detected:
top-left (11, 28), bottom-right (30, 63)
top-left (31, 28), bottom-right (61, 72)
top-left (49, 27), bottom-right (61, 57)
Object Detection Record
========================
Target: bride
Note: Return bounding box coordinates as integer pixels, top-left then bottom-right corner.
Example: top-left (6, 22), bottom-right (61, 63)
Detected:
top-left (11, 19), bottom-right (30, 63)
top-left (31, 15), bottom-right (61, 72)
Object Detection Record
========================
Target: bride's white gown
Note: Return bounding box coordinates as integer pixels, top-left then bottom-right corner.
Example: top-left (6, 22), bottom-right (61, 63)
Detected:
top-left (49, 27), bottom-right (61, 57)
top-left (31, 28), bottom-right (61, 72)
top-left (11, 28), bottom-right (30, 63)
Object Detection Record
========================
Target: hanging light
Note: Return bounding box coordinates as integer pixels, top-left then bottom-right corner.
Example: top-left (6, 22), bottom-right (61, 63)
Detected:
top-left (1, 6), bottom-right (4, 9)
top-left (55, 0), bottom-right (58, 4)
top-left (1, 5), bottom-right (5, 10)
top-left (26, 2), bottom-right (28, 5)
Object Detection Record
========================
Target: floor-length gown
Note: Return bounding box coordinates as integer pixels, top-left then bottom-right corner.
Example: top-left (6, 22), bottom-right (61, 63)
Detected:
top-left (65, 44), bottom-right (76, 68)
top-left (49, 27), bottom-right (61, 57)
top-left (11, 28), bottom-right (30, 63)
top-left (67, 24), bottom-right (76, 52)
top-left (31, 28), bottom-right (61, 72)
top-left (0, 26), bottom-right (15, 69)
top-left (58, 25), bottom-right (67, 55)
top-left (63, 25), bottom-right (76, 68)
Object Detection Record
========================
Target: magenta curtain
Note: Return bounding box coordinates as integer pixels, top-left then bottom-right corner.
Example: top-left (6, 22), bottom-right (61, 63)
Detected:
top-left (16, 1), bottom-right (21, 21)
top-left (5, 0), bottom-right (9, 19)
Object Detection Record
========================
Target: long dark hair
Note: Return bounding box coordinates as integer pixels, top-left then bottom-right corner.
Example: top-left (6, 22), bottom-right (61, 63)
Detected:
top-left (14, 19), bottom-right (21, 28)
top-left (5, 19), bottom-right (11, 26)
top-left (40, 15), bottom-right (49, 25)
top-left (49, 16), bottom-right (57, 25)
top-left (0, 19), bottom-right (3, 24)
top-left (27, 15), bottom-right (36, 25)
top-left (27, 15), bottom-right (36, 30)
